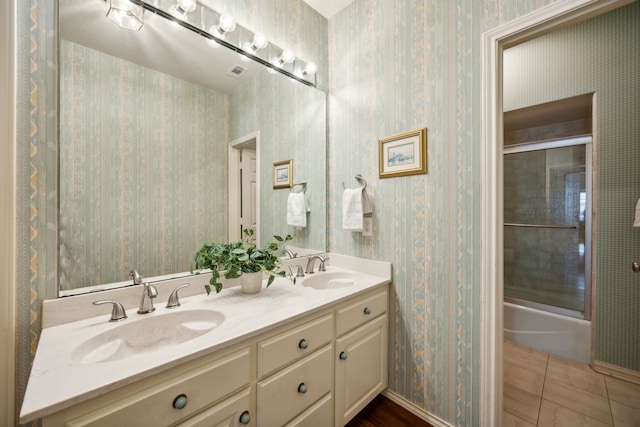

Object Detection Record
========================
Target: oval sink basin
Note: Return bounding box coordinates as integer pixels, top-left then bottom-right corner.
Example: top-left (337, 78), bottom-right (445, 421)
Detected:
top-left (301, 272), bottom-right (361, 290)
top-left (72, 309), bottom-right (225, 364)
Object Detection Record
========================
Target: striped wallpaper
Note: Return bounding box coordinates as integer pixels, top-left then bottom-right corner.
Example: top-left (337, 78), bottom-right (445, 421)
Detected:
top-left (17, 0), bottom-right (637, 426)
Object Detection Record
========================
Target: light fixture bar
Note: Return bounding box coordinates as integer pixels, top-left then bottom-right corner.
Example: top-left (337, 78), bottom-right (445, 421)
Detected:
top-left (127, 0), bottom-right (316, 87)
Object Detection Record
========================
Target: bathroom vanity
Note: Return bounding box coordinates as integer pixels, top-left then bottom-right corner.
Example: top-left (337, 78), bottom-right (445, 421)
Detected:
top-left (20, 255), bottom-right (391, 426)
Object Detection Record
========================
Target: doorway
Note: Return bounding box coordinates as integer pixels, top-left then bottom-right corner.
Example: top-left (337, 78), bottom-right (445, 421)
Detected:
top-left (229, 132), bottom-right (260, 245)
top-left (480, 0), bottom-right (632, 424)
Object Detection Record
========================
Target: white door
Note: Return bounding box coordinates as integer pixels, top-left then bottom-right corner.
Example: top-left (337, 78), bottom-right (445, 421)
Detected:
top-left (240, 149), bottom-right (257, 245)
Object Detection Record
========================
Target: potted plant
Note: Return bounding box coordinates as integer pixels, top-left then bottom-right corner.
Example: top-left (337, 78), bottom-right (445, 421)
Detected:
top-left (191, 229), bottom-right (295, 294)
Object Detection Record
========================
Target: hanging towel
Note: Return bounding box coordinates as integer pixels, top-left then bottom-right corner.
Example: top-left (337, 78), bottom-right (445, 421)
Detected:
top-left (362, 188), bottom-right (373, 214)
top-left (634, 198), bottom-right (640, 227)
top-left (287, 192), bottom-right (307, 228)
top-left (342, 188), bottom-right (364, 231)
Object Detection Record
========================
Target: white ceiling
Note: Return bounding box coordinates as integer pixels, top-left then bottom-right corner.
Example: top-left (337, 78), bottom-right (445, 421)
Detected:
top-left (303, 0), bottom-right (354, 19)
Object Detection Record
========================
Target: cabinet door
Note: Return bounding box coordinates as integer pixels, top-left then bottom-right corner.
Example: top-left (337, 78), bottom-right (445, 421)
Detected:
top-left (175, 387), bottom-right (254, 427)
top-left (335, 315), bottom-right (388, 426)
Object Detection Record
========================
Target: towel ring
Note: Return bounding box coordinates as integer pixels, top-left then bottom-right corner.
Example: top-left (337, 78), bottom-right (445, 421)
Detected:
top-left (341, 175), bottom-right (367, 190)
top-left (291, 181), bottom-right (307, 194)
top-left (354, 174), bottom-right (367, 189)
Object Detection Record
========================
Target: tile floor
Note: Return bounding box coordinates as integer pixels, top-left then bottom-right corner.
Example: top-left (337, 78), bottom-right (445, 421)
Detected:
top-left (503, 340), bottom-right (640, 426)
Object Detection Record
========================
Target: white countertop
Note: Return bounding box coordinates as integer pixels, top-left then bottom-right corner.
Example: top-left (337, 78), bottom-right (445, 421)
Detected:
top-left (20, 254), bottom-right (391, 423)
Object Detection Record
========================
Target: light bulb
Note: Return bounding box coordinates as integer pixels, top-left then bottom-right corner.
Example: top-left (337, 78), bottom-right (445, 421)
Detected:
top-left (303, 62), bottom-right (317, 75)
top-left (107, 0), bottom-right (144, 31)
top-left (177, 0), bottom-right (196, 13)
top-left (243, 33), bottom-right (268, 53)
top-left (210, 14), bottom-right (236, 39)
top-left (274, 50), bottom-right (295, 67)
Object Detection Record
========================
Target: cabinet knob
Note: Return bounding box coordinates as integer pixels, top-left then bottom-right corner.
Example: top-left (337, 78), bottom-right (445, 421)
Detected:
top-left (339, 351), bottom-right (348, 360)
top-left (298, 339), bottom-right (309, 349)
top-left (363, 307), bottom-right (372, 315)
top-left (239, 410), bottom-right (251, 425)
top-left (172, 394), bottom-right (188, 410)
top-left (297, 383), bottom-right (308, 394)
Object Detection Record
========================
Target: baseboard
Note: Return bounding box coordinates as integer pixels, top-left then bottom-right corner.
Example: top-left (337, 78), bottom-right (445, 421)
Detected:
top-left (381, 390), bottom-right (453, 427)
top-left (593, 361), bottom-right (640, 385)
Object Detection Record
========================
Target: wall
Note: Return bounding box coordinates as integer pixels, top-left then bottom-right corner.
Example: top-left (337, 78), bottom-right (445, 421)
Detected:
top-left (229, 69), bottom-right (327, 251)
top-left (59, 40), bottom-right (229, 289)
top-left (326, 0), bottom-right (567, 425)
top-left (503, 2), bottom-right (640, 372)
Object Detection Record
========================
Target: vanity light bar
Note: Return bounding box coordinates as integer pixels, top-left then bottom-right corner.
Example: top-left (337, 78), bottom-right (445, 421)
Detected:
top-left (126, 0), bottom-right (317, 87)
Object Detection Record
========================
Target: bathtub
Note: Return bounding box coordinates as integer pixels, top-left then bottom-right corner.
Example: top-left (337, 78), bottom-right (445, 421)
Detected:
top-left (504, 301), bottom-right (591, 364)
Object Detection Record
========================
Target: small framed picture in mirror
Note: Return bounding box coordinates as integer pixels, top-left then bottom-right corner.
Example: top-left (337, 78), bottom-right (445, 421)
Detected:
top-left (273, 159), bottom-right (293, 188)
top-left (379, 128), bottom-right (427, 178)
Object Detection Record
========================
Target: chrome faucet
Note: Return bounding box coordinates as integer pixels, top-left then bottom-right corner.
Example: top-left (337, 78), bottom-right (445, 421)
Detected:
top-left (130, 270), bottom-right (158, 314)
top-left (138, 281), bottom-right (158, 314)
top-left (282, 249), bottom-right (297, 259)
top-left (305, 255), bottom-right (327, 274)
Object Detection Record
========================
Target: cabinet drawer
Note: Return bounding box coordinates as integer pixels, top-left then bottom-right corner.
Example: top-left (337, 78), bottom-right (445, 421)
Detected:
top-left (258, 314), bottom-right (333, 379)
top-left (175, 387), bottom-right (253, 427)
top-left (257, 345), bottom-right (333, 427)
top-left (336, 288), bottom-right (388, 336)
top-left (55, 348), bottom-right (251, 427)
top-left (285, 392), bottom-right (332, 427)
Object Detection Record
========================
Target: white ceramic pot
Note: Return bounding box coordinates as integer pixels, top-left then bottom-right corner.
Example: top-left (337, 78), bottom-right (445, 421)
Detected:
top-left (241, 271), bottom-right (263, 294)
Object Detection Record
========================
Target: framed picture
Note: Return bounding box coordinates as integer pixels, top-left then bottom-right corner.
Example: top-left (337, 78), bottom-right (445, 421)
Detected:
top-left (378, 128), bottom-right (427, 178)
top-left (273, 159), bottom-right (293, 188)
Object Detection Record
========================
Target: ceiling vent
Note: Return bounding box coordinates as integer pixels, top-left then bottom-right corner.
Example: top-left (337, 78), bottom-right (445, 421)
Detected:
top-left (226, 64), bottom-right (248, 78)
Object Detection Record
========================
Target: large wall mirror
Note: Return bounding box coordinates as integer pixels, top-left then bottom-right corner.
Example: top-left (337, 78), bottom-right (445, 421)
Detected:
top-left (58, 0), bottom-right (327, 296)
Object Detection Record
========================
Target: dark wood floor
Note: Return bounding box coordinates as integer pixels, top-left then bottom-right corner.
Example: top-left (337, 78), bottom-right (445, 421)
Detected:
top-left (345, 394), bottom-right (435, 427)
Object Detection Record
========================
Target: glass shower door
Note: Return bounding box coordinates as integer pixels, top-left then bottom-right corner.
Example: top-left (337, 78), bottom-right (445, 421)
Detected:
top-left (503, 140), bottom-right (591, 319)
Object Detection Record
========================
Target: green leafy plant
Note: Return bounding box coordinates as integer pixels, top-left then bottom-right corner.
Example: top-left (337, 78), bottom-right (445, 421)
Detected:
top-left (191, 229), bottom-right (295, 295)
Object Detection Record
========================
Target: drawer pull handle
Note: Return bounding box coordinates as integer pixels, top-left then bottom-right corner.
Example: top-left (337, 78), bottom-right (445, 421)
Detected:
top-left (339, 351), bottom-right (348, 360)
top-left (239, 410), bottom-right (251, 425)
top-left (363, 307), bottom-right (372, 315)
top-left (298, 383), bottom-right (308, 394)
top-left (298, 339), bottom-right (309, 349)
top-left (172, 394), bottom-right (188, 410)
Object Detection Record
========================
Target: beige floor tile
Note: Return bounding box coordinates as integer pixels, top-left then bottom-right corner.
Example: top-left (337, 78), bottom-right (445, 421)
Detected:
top-left (538, 400), bottom-right (612, 427)
top-left (543, 378), bottom-right (613, 424)
top-left (546, 355), bottom-right (607, 397)
top-left (610, 400), bottom-right (640, 427)
top-left (504, 340), bottom-right (549, 376)
top-left (605, 376), bottom-right (640, 409)
top-left (504, 382), bottom-right (542, 425)
top-left (503, 410), bottom-right (536, 427)
top-left (504, 359), bottom-right (546, 396)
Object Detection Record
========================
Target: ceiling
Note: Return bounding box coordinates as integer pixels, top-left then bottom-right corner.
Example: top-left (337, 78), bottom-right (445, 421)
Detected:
top-left (303, 0), bottom-right (354, 18)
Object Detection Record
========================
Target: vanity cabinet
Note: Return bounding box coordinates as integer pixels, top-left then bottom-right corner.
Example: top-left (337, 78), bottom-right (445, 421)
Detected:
top-left (335, 290), bottom-right (389, 426)
top-left (41, 285), bottom-right (389, 427)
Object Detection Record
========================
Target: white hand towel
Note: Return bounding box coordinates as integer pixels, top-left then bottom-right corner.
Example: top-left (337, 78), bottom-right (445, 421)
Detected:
top-left (342, 188), bottom-right (364, 231)
top-left (361, 188), bottom-right (373, 214)
top-left (634, 198), bottom-right (640, 227)
top-left (287, 192), bottom-right (307, 228)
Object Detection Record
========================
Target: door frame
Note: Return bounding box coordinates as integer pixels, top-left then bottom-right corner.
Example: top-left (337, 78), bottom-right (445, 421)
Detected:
top-left (228, 131), bottom-right (260, 245)
top-left (1, 0), bottom-right (16, 424)
top-left (479, 0), bottom-right (631, 424)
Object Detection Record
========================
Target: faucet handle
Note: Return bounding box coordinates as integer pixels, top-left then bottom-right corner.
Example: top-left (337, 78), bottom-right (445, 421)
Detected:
top-left (93, 300), bottom-right (128, 322)
top-left (288, 265), bottom-right (305, 278)
top-left (129, 269), bottom-right (143, 285)
top-left (166, 283), bottom-right (190, 308)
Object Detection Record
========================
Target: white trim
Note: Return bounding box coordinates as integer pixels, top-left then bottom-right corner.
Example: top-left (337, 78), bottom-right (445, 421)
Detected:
top-left (228, 131), bottom-right (261, 245)
top-left (0, 0), bottom-right (16, 424)
top-left (480, 1), bottom-right (631, 425)
top-left (381, 390), bottom-right (452, 427)
top-left (593, 361), bottom-right (640, 385)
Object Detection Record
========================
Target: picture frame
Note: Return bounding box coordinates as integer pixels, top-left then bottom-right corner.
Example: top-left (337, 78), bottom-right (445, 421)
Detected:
top-left (273, 159), bottom-right (293, 188)
top-left (378, 128), bottom-right (427, 178)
